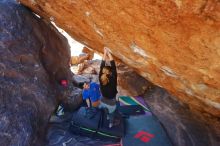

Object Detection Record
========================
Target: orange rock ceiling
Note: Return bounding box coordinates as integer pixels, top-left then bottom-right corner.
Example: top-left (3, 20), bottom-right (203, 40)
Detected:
top-left (19, 0), bottom-right (220, 116)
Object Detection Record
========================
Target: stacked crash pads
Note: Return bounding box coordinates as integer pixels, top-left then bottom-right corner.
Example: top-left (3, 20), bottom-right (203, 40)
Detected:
top-left (47, 96), bottom-right (172, 146)
top-left (70, 107), bottom-right (125, 141)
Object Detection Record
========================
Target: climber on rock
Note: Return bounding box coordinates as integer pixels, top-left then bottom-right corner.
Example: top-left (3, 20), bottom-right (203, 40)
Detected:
top-left (99, 47), bottom-right (118, 128)
top-left (82, 81), bottom-right (101, 108)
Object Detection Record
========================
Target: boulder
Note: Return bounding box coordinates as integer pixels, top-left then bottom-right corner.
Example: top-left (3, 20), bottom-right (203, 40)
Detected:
top-left (19, 0), bottom-right (220, 116)
top-left (144, 86), bottom-right (220, 146)
top-left (61, 86), bottom-right (83, 112)
top-left (0, 1), bottom-right (78, 145)
top-left (117, 63), bottom-right (152, 96)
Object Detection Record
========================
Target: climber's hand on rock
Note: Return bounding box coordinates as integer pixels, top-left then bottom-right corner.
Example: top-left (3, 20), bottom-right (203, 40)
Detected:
top-left (104, 47), bottom-right (110, 53)
top-left (104, 47), bottom-right (107, 51)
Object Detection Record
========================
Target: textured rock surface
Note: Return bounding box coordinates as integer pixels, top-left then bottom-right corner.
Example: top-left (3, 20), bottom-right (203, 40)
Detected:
top-left (0, 1), bottom-right (78, 145)
top-left (19, 0), bottom-right (220, 116)
top-left (144, 86), bottom-right (220, 146)
top-left (61, 86), bottom-right (83, 112)
top-left (117, 63), bottom-right (152, 96)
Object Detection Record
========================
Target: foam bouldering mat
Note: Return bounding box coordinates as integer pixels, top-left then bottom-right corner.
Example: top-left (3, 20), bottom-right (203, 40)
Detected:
top-left (119, 96), bottom-right (152, 117)
top-left (99, 111), bottom-right (125, 137)
top-left (70, 107), bottom-right (124, 141)
top-left (118, 105), bottom-right (145, 116)
top-left (119, 96), bottom-right (150, 112)
top-left (118, 96), bottom-right (172, 146)
top-left (122, 115), bottom-right (172, 146)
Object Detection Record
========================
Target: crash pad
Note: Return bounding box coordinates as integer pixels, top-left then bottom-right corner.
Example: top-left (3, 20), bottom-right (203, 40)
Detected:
top-left (119, 96), bottom-right (172, 146)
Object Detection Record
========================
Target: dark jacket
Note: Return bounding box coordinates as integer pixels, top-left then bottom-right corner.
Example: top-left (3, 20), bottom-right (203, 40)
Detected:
top-left (99, 60), bottom-right (118, 99)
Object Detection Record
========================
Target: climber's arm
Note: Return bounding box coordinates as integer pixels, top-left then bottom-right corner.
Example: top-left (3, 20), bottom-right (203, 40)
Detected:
top-left (86, 98), bottom-right (91, 107)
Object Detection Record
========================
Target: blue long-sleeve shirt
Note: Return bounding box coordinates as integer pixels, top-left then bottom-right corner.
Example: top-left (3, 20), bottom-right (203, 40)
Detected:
top-left (82, 82), bottom-right (101, 102)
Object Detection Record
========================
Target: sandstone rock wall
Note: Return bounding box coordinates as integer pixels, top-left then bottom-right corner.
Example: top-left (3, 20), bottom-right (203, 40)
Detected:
top-left (0, 1), bottom-right (72, 145)
top-left (144, 86), bottom-right (220, 146)
top-left (19, 0), bottom-right (220, 116)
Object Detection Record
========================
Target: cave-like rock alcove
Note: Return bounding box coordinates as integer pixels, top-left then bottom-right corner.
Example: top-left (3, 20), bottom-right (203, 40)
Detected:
top-left (1, 0), bottom-right (220, 146)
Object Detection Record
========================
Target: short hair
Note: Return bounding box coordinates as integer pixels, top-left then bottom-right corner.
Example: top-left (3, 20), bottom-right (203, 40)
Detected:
top-left (78, 81), bottom-right (90, 89)
top-left (84, 81), bottom-right (90, 85)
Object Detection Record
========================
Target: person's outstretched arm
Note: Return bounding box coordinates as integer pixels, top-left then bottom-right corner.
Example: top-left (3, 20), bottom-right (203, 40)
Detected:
top-left (99, 47), bottom-right (107, 77)
top-left (82, 89), bottom-right (91, 107)
top-left (103, 47), bottom-right (108, 61)
top-left (86, 99), bottom-right (90, 107)
top-left (107, 49), bottom-right (113, 61)
top-left (108, 50), bottom-right (118, 102)
top-left (107, 51), bottom-right (117, 87)
top-left (107, 51), bottom-right (116, 73)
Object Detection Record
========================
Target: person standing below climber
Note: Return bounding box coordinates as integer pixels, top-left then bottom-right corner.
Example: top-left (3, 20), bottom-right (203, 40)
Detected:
top-left (82, 81), bottom-right (101, 108)
top-left (99, 47), bottom-right (118, 128)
